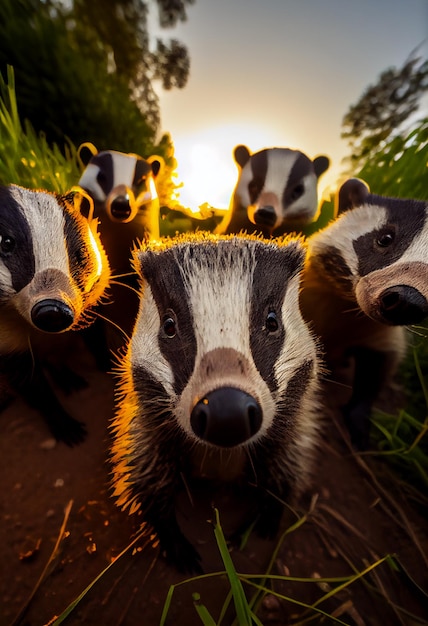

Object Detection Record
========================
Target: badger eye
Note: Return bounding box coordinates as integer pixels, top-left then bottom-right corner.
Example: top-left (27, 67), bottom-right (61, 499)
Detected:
top-left (265, 311), bottom-right (279, 333)
top-left (163, 316), bottom-right (176, 338)
top-left (290, 183), bottom-right (305, 201)
top-left (376, 231), bottom-right (395, 247)
top-left (248, 178), bottom-right (263, 203)
top-left (0, 234), bottom-right (15, 255)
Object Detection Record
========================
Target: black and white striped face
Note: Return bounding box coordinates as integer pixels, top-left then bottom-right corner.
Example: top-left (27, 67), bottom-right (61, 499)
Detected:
top-left (309, 180), bottom-right (428, 325)
top-left (0, 185), bottom-right (109, 344)
top-left (234, 146), bottom-right (329, 233)
top-left (78, 150), bottom-right (160, 224)
top-left (112, 233), bottom-right (321, 495)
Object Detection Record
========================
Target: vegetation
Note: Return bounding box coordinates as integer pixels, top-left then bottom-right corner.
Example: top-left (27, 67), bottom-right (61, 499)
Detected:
top-left (0, 66), bottom-right (181, 209)
top-left (0, 66), bottom-right (81, 191)
top-left (0, 0), bottom-right (192, 156)
top-left (341, 52), bottom-right (428, 172)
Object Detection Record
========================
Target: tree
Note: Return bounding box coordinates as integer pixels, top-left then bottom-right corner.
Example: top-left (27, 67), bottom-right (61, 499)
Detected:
top-left (65, 0), bottom-right (194, 131)
top-left (341, 53), bottom-right (428, 171)
top-left (0, 0), bottom-right (194, 154)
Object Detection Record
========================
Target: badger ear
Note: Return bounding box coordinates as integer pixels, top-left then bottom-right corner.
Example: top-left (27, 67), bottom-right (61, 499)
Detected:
top-left (233, 145), bottom-right (251, 168)
top-left (65, 188), bottom-right (95, 220)
top-left (313, 155), bottom-right (330, 178)
top-left (150, 159), bottom-right (162, 178)
top-left (336, 178), bottom-right (370, 215)
top-left (78, 142), bottom-right (98, 167)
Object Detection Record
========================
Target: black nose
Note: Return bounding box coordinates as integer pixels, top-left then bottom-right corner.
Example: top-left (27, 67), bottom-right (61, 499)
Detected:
top-left (379, 285), bottom-right (428, 325)
top-left (190, 387), bottom-right (263, 448)
top-left (110, 195), bottom-right (132, 221)
top-left (254, 205), bottom-right (277, 227)
top-left (31, 299), bottom-right (75, 332)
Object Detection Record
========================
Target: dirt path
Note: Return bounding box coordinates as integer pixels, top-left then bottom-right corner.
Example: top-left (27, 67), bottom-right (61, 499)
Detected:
top-left (0, 346), bottom-right (427, 626)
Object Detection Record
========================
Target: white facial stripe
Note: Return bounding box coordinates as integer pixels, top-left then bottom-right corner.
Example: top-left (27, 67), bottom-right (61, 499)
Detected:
top-left (10, 187), bottom-right (69, 275)
top-left (235, 162), bottom-right (253, 206)
top-left (0, 264), bottom-right (13, 297)
top-left (276, 276), bottom-right (317, 384)
top-left (179, 245), bottom-right (255, 357)
top-left (398, 224), bottom-right (428, 264)
top-left (264, 149), bottom-right (295, 195)
top-left (130, 284), bottom-right (175, 395)
top-left (78, 163), bottom-right (105, 201)
top-left (310, 204), bottom-right (388, 278)
top-left (111, 153), bottom-right (138, 188)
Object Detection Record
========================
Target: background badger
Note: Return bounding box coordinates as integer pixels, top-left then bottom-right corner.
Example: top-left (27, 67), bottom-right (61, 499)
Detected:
top-left (215, 144), bottom-right (330, 238)
top-left (111, 233), bottom-right (322, 572)
top-left (76, 149), bottom-right (162, 361)
top-left (77, 149), bottom-right (162, 276)
top-left (0, 185), bottom-right (110, 444)
top-left (300, 178), bottom-right (428, 449)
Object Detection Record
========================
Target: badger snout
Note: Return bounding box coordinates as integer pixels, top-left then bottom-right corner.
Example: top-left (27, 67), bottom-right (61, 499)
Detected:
top-left (191, 387), bottom-right (262, 448)
top-left (379, 285), bottom-right (428, 325)
top-left (31, 298), bottom-right (75, 332)
top-left (107, 185), bottom-right (137, 223)
top-left (254, 205), bottom-right (277, 228)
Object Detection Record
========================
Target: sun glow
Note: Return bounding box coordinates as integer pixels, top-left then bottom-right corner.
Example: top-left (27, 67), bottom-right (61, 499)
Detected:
top-left (171, 122), bottom-right (293, 212)
top-left (174, 141), bottom-right (235, 212)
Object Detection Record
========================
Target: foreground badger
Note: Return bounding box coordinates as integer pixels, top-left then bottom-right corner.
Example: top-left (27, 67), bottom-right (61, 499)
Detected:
top-left (111, 233), bottom-right (322, 571)
top-left (0, 185), bottom-right (110, 444)
top-left (300, 178), bottom-right (428, 449)
top-left (215, 145), bottom-right (330, 237)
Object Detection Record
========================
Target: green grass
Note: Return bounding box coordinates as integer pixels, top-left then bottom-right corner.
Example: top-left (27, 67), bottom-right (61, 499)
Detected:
top-left (0, 65), bottom-right (82, 192)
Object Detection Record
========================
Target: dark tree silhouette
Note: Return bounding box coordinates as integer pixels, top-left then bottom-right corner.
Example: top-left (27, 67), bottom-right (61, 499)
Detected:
top-left (0, 0), bottom-right (194, 153)
top-left (341, 52), bottom-right (428, 170)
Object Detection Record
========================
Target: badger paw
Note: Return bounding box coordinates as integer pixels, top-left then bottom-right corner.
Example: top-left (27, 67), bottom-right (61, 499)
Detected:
top-left (253, 501), bottom-right (283, 540)
top-left (343, 402), bottom-right (371, 450)
top-left (45, 412), bottom-right (88, 447)
top-left (163, 536), bottom-right (203, 575)
top-left (45, 363), bottom-right (88, 395)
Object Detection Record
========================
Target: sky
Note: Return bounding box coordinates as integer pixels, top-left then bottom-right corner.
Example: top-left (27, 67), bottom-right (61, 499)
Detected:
top-left (149, 0), bottom-right (428, 210)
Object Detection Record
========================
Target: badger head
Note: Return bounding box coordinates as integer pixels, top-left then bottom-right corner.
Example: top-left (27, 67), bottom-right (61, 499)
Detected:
top-left (0, 185), bottom-right (110, 351)
top-left (228, 145), bottom-right (329, 237)
top-left (77, 150), bottom-right (161, 225)
top-left (309, 178), bottom-right (428, 326)
top-left (111, 233), bottom-right (322, 519)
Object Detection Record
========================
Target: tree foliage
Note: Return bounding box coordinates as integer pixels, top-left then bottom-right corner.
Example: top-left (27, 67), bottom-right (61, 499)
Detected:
top-left (0, 0), bottom-right (193, 157)
top-left (355, 117), bottom-right (428, 201)
top-left (341, 53), bottom-right (428, 171)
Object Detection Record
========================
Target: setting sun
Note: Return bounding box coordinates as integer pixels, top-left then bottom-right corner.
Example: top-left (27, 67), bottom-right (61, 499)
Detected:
top-left (171, 122), bottom-right (302, 212)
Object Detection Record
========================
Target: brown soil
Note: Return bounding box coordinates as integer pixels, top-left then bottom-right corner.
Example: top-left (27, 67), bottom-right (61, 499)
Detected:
top-left (0, 340), bottom-right (427, 626)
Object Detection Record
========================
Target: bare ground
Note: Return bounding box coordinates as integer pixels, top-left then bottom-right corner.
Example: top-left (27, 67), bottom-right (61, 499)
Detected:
top-left (0, 340), bottom-right (427, 626)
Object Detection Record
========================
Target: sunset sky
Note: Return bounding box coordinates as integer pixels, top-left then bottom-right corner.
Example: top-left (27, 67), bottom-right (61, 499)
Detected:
top-left (150, 0), bottom-right (428, 209)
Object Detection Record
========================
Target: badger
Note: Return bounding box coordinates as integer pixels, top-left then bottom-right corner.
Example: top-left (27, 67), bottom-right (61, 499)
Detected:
top-left (110, 232), bottom-right (323, 572)
top-left (77, 149), bottom-right (162, 275)
top-left (0, 185), bottom-right (110, 444)
top-left (215, 145), bottom-right (330, 238)
top-left (76, 150), bottom-right (163, 363)
top-left (300, 178), bottom-right (428, 449)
